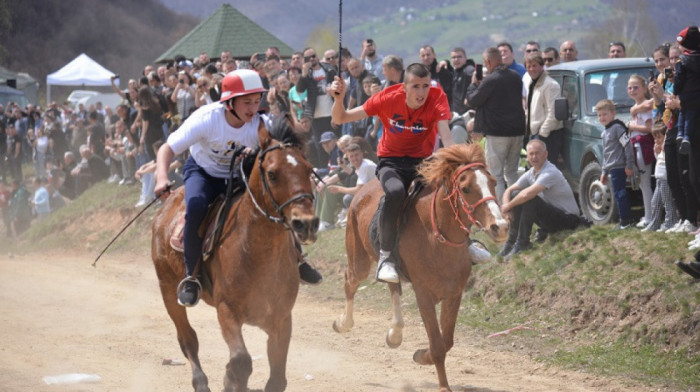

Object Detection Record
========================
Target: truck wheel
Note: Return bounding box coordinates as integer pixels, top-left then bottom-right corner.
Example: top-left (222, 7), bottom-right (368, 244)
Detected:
top-left (578, 161), bottom-right (618, 225)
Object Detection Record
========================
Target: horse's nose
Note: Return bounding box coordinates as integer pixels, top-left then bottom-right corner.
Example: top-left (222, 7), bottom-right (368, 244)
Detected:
top-left (291, 217), bottom-right (319, 245)
top-left (490, 222), bottom-right (509, 242)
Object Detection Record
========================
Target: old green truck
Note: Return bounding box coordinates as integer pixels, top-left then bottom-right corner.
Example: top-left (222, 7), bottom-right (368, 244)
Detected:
top-left (547, 57), bottom-right (656, 225)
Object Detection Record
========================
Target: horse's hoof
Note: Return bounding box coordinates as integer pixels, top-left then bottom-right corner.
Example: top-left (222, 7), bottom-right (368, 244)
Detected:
top-left (332, 319), bottom-right (350, 333)
top-left (385, 328), bottom-right (402, 348)
top-left (412, 349), bottom-right (432, 365)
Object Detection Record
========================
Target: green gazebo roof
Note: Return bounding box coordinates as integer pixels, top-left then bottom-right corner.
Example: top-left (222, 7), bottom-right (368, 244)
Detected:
top-left (155, 4), bottom-right (295, 63)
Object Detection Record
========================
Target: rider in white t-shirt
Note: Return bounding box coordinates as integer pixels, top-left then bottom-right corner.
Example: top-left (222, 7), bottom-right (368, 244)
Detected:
top-left (154, 70), bottom-right (321, 307)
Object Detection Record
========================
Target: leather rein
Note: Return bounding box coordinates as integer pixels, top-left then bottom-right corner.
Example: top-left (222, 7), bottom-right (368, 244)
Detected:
top-left (240, 143), bottom-right (315, 230)
top-left (430, 162), bottom-right (496, 247)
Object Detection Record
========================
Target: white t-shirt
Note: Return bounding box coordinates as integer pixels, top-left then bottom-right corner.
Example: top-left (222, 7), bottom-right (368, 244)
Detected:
top-left (630, 109), bottom-right (652, 139)
top-left (514, 160), bottom-right (580, 216)
top-left (168, 102), bottom-right (262, 178)
top-left (312, 68), bottom-right (333, 118)
top-left (355, 158), bottom-right (377, 185)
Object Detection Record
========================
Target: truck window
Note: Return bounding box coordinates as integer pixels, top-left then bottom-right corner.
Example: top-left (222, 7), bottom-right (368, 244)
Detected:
top-left (562, 75), bottom-right (579, 119)
top-left (584, 68), bottom-right (652, 115)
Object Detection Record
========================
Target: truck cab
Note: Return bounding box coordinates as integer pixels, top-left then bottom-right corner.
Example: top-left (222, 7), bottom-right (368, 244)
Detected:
top-left (547, 58), bottom-right (655, 225)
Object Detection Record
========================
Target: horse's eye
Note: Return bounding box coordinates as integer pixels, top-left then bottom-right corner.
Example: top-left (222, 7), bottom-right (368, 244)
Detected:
top-left (461, 186), bottom-right (470, 194)
top-left (267, 171), bottom-right (277, 181)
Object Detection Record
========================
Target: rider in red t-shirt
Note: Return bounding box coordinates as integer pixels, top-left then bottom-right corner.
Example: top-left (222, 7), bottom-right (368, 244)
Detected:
top-left (330, 63), bottom-right (454, 283)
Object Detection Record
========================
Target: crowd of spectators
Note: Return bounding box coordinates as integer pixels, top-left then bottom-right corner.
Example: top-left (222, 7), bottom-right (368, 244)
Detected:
top-left (2, 26), bottom-right (699, 277)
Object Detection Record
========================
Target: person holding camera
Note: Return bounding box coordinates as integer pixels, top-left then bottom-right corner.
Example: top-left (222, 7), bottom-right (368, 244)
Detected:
top-left (361, 38), bottom-right (384, 82)
top-left (466, 47), bottom-right (526, 201)
top-left (170, 72), bottom-right (196, 122)
top-left (295, 47), bottom-right (339, 144)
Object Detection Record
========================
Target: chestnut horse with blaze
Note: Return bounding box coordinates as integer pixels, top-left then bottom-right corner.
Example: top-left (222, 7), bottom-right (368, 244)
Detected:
top-left (151, 124), bottom-right (318, 392)
top-left (333, 143), bottom-right (508, 392)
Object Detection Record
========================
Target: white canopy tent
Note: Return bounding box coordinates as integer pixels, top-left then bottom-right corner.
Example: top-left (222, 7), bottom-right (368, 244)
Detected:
top-left (46, 53), bottom-right (119, 103)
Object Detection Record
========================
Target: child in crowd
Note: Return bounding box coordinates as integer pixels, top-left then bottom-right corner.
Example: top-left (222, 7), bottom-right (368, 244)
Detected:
top-left (674, 26), bottom-right (700, 155)
top-left (626, 75), bottom-right (654, 228)
top-left (642, 123), bottom-right (678, 232)
top-left (597, 99), bottom-right (635, 229)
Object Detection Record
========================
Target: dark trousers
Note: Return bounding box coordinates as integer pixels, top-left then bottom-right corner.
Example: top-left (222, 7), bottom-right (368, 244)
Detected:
top-left (609, 168), bottom-right (632, 223)
top-left (311, 116), bottom-right (335, 143)
top-left (507, 190), bottom-right (583, 244)
top-left (686, 108), bottom-right (700, 217)
top-left (665, 126), bottom-right (698, 223)
top-left (377, 156), bottom-right (423, 251)
top-left (533, 129), bottom-right (564, 164)
top-left (182, 157), bottom-right (227, 276)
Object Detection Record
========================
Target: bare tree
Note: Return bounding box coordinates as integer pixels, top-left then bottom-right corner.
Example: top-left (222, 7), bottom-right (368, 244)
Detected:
top-left (581, 0), bottom-right (659, 59)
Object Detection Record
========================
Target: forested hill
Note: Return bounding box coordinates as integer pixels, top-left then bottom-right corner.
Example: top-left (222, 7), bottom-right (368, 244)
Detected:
top-left (0, 0), bottom-right (198, 95)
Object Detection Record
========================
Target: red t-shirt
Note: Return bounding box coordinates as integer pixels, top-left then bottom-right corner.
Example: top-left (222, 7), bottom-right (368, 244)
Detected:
top-left (363, 84), bottom-right (450, 158)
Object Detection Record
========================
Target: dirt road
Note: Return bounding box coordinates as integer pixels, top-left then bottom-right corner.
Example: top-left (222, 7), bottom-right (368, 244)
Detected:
top-left (0, 252), bottom-right (654, 392)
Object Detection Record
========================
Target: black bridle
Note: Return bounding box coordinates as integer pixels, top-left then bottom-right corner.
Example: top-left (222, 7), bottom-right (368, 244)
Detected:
top-left (240, 142), bottom-right (315, 229)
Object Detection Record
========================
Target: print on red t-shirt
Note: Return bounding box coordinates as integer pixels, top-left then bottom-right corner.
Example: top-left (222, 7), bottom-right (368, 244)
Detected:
top-left (363, 84), bottom-right (450, 158)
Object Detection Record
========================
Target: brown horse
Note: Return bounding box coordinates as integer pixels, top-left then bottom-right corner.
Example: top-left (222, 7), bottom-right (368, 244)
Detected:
top-left (333, 143), bottom-right (508, 392)
top-left (151, 123), bottom-right (319, 392)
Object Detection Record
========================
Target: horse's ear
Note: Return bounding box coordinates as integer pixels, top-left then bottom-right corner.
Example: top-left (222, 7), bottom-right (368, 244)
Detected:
top-left (258, 120), bottom-right (272, 150)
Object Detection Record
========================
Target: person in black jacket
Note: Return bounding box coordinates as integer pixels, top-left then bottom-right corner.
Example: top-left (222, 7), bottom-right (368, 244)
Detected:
top-left (466, 47), bottom-right (525, 200)
top-left (419, 45), bottom-right (453, 108)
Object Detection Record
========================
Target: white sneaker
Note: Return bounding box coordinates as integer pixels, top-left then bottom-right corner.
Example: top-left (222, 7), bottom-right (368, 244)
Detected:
top-left (690, 242), bottom-right (700, 251)
top-left (318, 221), bottom-right (335, 232)
top-left (678, 220), bottom-right (697, 233)
top-left (666, 221), bottom-right (682, 233)
top-left (636, 218), bottom-right (649, 228)
top-left (376, 251), bottom-right (399, 283)
top-left (671, 219), bottom-right (695, 233)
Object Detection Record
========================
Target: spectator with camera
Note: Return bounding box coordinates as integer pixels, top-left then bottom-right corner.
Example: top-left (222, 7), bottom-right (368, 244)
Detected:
top-left (360, 38), bottom-right (384, 82)
top-left (296, 47), bottom-right (338, 142)
top-left (649, 44), bottom-right (698, 234)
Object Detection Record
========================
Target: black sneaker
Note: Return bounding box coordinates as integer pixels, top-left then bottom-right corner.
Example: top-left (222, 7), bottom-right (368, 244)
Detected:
top-left (299, 260), bottom-right (323, 285)
top-left (534, 229), bottom-right (548, 243)
top-left (679, 139), bottom-right (690, 155)
top-left (506, 241), bottom-right (533, 259)
top-left (675, 260), bottom-right (700, 279)
top-left (498, 241), bottom-right (515, 257)
top-left (177, 277), bottom-right (202, 307)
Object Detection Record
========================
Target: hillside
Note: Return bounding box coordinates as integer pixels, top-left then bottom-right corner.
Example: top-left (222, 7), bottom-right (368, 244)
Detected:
top-left (0, 0), bottom-right (198, 102)
top-left (157, 0), bottom-right (699, 62)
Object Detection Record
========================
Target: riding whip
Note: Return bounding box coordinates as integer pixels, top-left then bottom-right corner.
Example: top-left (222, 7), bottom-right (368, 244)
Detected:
top-left (92, 183), bottom-right (171, 267)
top-left (334, 0), bottom-right (343, 96)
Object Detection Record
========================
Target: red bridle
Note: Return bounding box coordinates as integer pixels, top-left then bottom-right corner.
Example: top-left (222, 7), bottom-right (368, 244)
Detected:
top-left (430, 162), bottom-right (497, 247)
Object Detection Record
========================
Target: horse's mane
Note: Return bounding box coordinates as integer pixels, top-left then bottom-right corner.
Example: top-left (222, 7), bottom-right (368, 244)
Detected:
top-left (267, 114), bottom-right (305, 146)
top-left (418, 143), bottom-right (486, 188)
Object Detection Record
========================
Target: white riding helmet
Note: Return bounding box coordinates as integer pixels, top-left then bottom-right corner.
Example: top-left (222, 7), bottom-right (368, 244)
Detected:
top-left (219, 69), bottom-right (267, 102)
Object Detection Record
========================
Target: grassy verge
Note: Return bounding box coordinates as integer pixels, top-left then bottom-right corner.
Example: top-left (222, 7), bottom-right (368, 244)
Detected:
top-left (5, 181), bottom-right (698, 391)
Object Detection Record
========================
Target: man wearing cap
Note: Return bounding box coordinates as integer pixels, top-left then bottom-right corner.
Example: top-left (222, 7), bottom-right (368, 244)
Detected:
top-left (154, 69), bottom-right (322, 307)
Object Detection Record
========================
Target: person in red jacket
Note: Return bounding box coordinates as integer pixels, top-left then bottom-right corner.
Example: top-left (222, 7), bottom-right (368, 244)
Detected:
top-left (329, 63), bottom-right (455, 283)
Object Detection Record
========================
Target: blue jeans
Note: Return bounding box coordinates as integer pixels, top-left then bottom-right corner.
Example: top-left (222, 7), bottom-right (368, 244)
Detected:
top-left (609, 168), bottom-right (632, 223)
top-left (182, 157), bottom-right (227, 276)
top-left (678, 106), bottom-right (698, 140)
